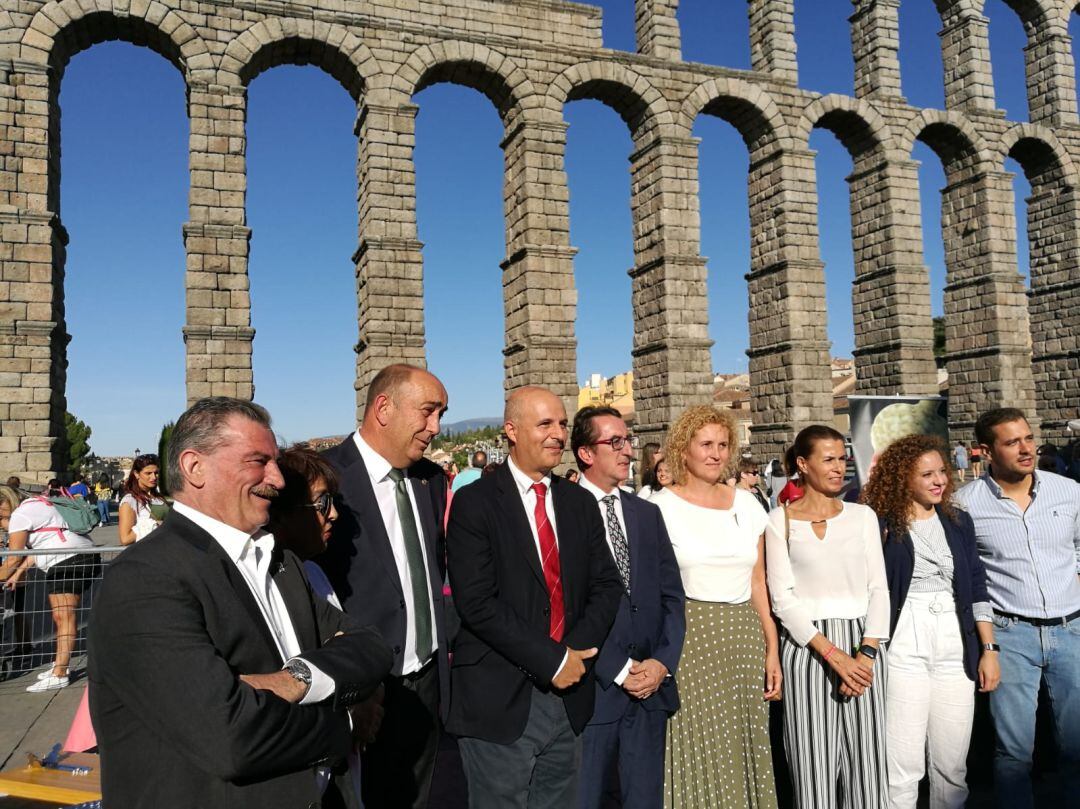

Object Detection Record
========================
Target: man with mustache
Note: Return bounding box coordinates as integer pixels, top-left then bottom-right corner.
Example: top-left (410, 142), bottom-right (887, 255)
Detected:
top-left (955, 407), bottom-right (1080, 809)
top-left (447, 386), bottom-right (623, 807)
top-left (89, 397), bottom-right (392, 809)
top-left (319, 364), bottom-right (450, 809)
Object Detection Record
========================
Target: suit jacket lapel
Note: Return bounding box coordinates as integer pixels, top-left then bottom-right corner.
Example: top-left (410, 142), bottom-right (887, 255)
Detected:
top-left (549, 476), bottom-right (576, 603)
top-left (495, 463), bottom-right (545, 587)
top-left (339, 442), bottom-right (404, 598)
top-left (167, 511), bottom-right (284, 663)
top-left (272, 549), bottom-right (318, 653)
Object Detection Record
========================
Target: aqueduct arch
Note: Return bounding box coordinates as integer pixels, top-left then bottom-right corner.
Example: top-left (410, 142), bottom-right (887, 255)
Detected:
top-left (1, 0), bottom-right (1077, 479)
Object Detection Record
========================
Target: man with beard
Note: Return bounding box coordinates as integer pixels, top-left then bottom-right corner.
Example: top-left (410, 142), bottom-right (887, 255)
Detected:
top-left (88, 397), bottom-right (391, 809)
top-left (320, 364), bottom-right (450, 808)
top-left (956, 407), bottom-right (1080, 809)
top-left (446, 386), bottom-right (623, 807)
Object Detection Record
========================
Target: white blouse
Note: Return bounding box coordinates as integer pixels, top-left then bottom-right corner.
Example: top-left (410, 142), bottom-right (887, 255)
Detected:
top-left (652, 487), bottom-right (768, 604)
top-left (764, 501), bottom-right (891, 647)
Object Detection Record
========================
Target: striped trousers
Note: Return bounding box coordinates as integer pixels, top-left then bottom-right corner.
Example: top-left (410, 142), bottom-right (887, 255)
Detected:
top-left (780, 618), bottom-right (889, 809)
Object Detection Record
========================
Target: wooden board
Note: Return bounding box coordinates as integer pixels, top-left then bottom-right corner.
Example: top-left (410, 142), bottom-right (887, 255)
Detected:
top-left (0, 753), bottom-right (100, 804)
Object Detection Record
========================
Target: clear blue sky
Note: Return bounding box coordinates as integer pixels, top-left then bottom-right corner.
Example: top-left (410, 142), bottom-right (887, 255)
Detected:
top-left (59, 0), bottom-right (1049, 454)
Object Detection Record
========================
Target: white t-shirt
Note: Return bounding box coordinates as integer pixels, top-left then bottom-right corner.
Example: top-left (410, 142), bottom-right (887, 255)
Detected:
top-left (120, 493), bottom-right (165, 541)
top-left (764, 501), bottom-right (891, 647)
top-left (8, 498), bottom-right (94, 571)
top-left (651, 487), bottom-right (768, 603)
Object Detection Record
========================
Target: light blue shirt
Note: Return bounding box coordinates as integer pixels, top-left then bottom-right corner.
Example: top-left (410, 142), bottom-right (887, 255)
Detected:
top-left (954, 470), bottom-right (1080, 619)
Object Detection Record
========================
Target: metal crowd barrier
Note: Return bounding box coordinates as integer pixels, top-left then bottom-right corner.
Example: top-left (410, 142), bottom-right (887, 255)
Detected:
top-left (0, 546), bottom-right (123, 689)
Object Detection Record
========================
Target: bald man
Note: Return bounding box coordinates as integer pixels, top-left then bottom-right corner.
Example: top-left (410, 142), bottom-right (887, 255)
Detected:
top-left (320, 364), bottom-right (450, 809)
top-left (446, 386), bottom-right (623, 808)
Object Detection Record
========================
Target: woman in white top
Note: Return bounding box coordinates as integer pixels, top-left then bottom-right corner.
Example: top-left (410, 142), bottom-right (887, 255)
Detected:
top-left (118, 454), bottom-right (166, 544)
top-left (655, 405), bottom-right (780, 809)
top-left (0, 493), bottom-right (97, 692)
top-left (764, 424), bottom-right (890, 809)
top-left (638, 455), bottom-right (672, 502)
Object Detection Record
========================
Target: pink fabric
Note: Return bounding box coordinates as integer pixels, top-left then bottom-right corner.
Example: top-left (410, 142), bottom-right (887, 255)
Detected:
top-left (63, 686), bottom-right (97, 752)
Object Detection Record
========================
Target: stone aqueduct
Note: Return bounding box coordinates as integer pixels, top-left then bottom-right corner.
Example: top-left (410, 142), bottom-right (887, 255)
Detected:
top-left (1, 0), bottom-right (1078, 479)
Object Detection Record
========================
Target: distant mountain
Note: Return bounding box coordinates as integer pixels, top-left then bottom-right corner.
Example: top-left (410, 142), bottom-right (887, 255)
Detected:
top-left (441, 417), bottom-right (502, 435)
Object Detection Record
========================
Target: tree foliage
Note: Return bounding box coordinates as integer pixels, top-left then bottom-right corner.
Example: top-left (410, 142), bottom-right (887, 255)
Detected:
top-left (65, 412), bottom-right (93, 473)
top-left (158, 421), bottom-right (175, 494)
top-left (933, 316), bottom-right (946, 359)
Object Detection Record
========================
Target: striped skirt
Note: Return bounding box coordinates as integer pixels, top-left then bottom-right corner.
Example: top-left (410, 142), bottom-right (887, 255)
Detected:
top-left (780, 617), bottom-right (889, 809)
top-left (664, 599), bottom-right (778, 809)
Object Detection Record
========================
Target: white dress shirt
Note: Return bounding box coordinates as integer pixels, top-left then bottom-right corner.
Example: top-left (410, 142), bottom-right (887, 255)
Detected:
top-left (579, 475), bottom-right (634, 685)
top-left (506, 456), bottom-right (569, 677)
top-left (352, 432), bottom-right (438, 674)
top-left (171, 501), bottom-right (334, 704)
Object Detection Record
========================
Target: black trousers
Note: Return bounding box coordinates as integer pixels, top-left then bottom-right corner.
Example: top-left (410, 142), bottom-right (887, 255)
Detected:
top-left (361, 660), bottom-right (440, 809)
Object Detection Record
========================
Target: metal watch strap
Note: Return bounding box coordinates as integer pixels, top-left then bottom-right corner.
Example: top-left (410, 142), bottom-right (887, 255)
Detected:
top-left (285, 659), bottom-right (312, 696)
top-left (982, 643), bottom-right (1001, 652)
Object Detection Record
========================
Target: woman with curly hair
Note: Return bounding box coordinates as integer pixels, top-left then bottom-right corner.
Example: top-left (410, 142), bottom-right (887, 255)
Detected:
top-left (764, 424), bottom-right (890, 809)
top-left (654, 405), bottom-right (780, 809)
top-left (118, 454), bottom-right (166, 544)
top-left (861, 434), bottom-right (999, 809)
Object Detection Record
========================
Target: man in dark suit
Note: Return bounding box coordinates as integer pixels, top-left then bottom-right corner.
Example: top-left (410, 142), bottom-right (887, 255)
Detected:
top-left (570, 406), bottom-right (685, 809)
top-left (447, 386), bottom-right (623, 807)
top-left (88, 397), bottom-right (392, 809)
top-left (319, 364), bottom-right (449, 809)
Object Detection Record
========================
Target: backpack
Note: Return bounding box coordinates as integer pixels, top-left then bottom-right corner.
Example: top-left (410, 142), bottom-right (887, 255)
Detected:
top-left (33, 494), bottom-right (101, 535)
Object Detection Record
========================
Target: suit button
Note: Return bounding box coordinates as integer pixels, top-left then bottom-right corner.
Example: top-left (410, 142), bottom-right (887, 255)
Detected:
top-left (393, 645), bottom-right (402, 655)
top-left (628, 643), bottom-right (637, 652)
top-left (400, 599), bottom-right (406, 609)
top-left (631, 605), bottom-right (639, 613)
top-left (543, 606), bottom-right (550, 616)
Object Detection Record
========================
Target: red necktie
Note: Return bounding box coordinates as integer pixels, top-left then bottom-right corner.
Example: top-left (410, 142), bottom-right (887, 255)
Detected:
top-left (531, 482), bottom-right (564, 642)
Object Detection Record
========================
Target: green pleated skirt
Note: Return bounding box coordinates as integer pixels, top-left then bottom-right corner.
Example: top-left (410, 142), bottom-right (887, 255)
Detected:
top-left (664, 599), bottom-right (778, 809)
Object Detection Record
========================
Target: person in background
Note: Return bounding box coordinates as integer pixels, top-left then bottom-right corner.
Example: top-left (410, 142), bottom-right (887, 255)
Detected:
top-left (45, 479), bottom-right (63, 497)
top-left (451, 450), bottom-right (487, 493)
top-left (970, 443), bottom-right (983, 479)
top-left (67, 472), bottom-right (89, 500)
top-left (563, 468), bottom-right (580, 484)
top-left (118, 454), bottom-right (166, 545)
top-left (639, 442), bottom-right (661, 490)
top-left (954, 408), bottom-right (1080, 809)
top-left (5, 476), bottom-right (21, 492)
top-left (638, 457), bottom-right (671, 502)
top-left (765, 425), bottom-right (890, 809)
top-left (862, 434), bottom-right (999, 809)
top-left (1, 488), bottom-right (97, 692)
top-left (653, 406), bottom-right (780, 809)
top-left (572, 406), bottom-right (685, 809)
top-left (93, 476), bottom-right (112, 526)
top-left (0, 484), bottom-right (22, 548)
top-left (953, 441), bottom-right (969, 483)
top-left (736, 457), bottom-right (770, 512)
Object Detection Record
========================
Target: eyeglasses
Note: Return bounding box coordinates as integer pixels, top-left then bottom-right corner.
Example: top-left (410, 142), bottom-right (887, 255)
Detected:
top-left (742, 470), bottom-right (760, 477)
top-left (298, 492), bottom-right (334, 518)
top-left (591, 435), bottom-right (639, 452)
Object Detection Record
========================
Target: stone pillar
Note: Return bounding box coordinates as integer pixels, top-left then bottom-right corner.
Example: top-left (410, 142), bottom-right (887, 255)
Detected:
top-left (749, 0), bottom-right (798, 84)
top-left (628, 132), bottom-right (713, 446)
top-left (354, 101), bottom-right (427, 418)
top-left (635, 0), bottom-right (681, 61)
top-left (938, 8), bottom-right (998, 114)
top-left (745, 146), bottom-right (834, 460)
top-left (500, 117), bottom-right (578, 415)
top-left (0, 60), bottom-right (67, 481)
top-left (850, 0), bottom-right (903, 100)
top-left (1024, 184), bottom-right (1079, 441)
top-left (847, 157), bottom-right (937, 393)
top-left (940, 169), bottom-right (1038, 441)
top-left (1024, 29), bottom-right (1078, 127)
top-left (184, 83), bottom-right (254, 404)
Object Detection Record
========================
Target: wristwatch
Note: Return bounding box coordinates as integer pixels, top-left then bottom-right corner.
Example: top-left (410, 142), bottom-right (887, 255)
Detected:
top-left (284, 659), bottom-right (312, 698)
top-left (982, 643), bottom-right (1001, 653)
top-left (857, 644), bottom-right (879, 660)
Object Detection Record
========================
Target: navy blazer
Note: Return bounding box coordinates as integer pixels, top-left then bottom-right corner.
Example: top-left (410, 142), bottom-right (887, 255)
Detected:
top-left (591, 490), bottom-right (686, 725)
top-left (882, 505), bottom-right (991, 681)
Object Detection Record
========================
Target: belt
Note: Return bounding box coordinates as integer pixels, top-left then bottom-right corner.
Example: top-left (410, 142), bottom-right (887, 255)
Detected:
top-left (994, 608), bottom-right (1080, 627)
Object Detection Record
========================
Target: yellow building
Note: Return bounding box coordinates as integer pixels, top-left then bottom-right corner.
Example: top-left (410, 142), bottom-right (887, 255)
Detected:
top-left (578, 372), bottom-right (636, 424)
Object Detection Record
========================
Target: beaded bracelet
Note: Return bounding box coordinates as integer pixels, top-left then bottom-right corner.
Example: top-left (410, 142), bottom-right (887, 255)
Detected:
top-left (821, 645), bottom-right (838, 663)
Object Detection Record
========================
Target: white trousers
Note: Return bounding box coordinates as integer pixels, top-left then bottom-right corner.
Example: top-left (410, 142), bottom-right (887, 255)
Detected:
top-left (885, 591), bottom-right (975, 809)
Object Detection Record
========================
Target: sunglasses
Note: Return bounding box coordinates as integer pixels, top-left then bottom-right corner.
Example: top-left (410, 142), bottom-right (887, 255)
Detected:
top-left (297, 491), bottom-right (334, 518)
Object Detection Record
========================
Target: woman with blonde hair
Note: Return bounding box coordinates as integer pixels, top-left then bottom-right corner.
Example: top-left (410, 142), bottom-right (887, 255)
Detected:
top-left (862, 434), bottom-right (998, 809)
top-left (655, 405), bottom-right (780, 808)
